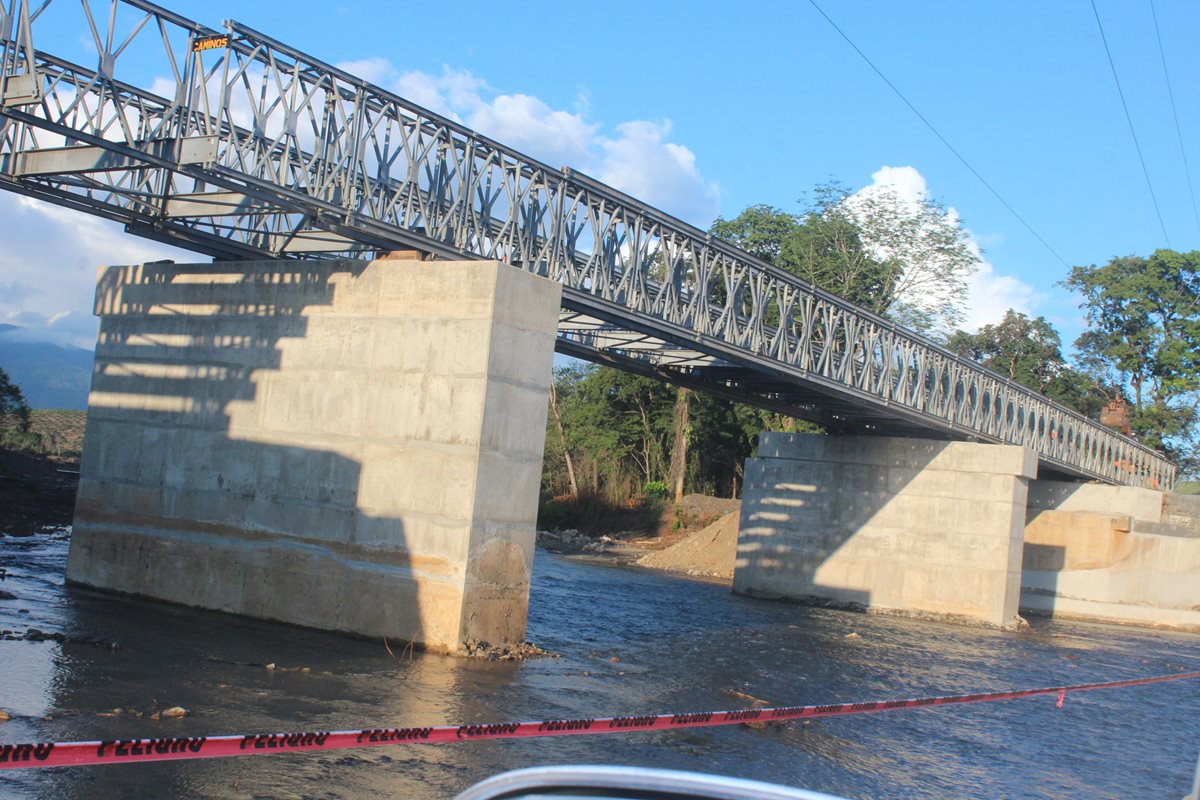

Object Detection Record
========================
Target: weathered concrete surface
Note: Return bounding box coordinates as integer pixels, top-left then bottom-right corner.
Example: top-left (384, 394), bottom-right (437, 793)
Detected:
top-left (734, 433), bottom-right (1035, 629)
top-left (68, 258), bottom-right (561, 652)
top-left (1027, 479), bottom-right (1163, 524)
top-left (1133, 493), bottom-right (1200, 538)
top-left (1022, 486), bottom-right (1200, 633)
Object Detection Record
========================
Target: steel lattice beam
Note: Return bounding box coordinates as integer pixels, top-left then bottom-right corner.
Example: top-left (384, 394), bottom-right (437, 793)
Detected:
top-left (0, 0), bottom-right (1175, 489)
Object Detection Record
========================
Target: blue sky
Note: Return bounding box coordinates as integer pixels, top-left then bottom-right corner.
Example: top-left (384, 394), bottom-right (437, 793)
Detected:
top-left (2, 0), bottom-right (1198, 349)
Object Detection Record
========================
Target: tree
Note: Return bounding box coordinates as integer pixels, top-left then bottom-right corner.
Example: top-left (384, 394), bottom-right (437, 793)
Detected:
top-left (547, 379), bottom-right (579, 500)
top-left (710, 180), bottom-right (981, 333)
top-left (945, 309), bottom-right (1122, 421)
top-left (1062, 249), bottom-right (1200, 466)
top-left (0, 367), bottom-right (31, 439)
top-left (946, 310), bottom-right (1067, 394)
top-left (667, 388), bottom-right (690, 503)
top-left (1042, 367), bottom-right (1127, 421)
top-left (708, 204), bottom-right (800, 266)
top-left (686, 394), bottom-right (765, 498)
top-left (542, 365), bottom-right (679, 504)
top-left (840, 181), bottom-right (980, 332)
top-left (710, 196), bottom-right (893, 310)
top-left (541, 363), bottom-right (802, 505)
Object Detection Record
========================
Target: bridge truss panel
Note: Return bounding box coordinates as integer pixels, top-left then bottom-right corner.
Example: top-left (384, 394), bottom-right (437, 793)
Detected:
top-left (0, 0), bottom-right (1175, 489)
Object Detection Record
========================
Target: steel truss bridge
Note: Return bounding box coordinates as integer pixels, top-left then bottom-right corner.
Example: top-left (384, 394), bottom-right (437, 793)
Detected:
top-left (0, 0), bottom-right (1175, 489)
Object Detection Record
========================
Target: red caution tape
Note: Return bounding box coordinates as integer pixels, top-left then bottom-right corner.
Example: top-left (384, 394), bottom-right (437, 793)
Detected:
top-left (1, 670), bottom-right (1196, 770)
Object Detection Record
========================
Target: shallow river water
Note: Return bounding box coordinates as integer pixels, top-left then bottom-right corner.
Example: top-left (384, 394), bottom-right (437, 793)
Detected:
top-left (1, 527), bottom-right (1198, 799)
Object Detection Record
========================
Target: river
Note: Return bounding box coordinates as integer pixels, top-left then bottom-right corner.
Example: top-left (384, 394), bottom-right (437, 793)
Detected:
top-left (1, 527), bottom-right (1198, 799)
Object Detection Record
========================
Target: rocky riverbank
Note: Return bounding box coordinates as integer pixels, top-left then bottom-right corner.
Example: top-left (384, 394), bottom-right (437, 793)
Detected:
top-left (0, 449), bottom-right (78, 537)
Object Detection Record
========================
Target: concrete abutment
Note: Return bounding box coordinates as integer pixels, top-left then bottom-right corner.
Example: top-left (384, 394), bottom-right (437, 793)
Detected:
top-left (734, 433), bottom-right (1036, 629)
top-left (1022, 480), bottom-right (1200, 632)
top-left (68, 257), bottom-right (561, 653)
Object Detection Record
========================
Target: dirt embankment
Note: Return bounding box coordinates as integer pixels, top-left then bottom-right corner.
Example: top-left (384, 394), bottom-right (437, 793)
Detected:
top-left (538, 493), bottom-right (742, 581)
top-left (635, 509), bottom-right (740, 579)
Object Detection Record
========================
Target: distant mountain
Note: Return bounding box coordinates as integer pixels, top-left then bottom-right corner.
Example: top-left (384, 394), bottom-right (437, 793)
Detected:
top-left (0, 332), bottom-right (93, 410)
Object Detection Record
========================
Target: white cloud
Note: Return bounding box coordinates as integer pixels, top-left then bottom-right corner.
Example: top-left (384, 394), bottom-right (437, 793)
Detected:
top-left (865, 165), bottom-right (928, 205)
top-left (336, 60), bottom-right (720, 226)
top-left (851, 165), bottom-right (1040, 332)
top-left (961, 262), bottom-right (1041, 331)
top-left (469, 94), bottom-right (597, 168)
top-left (337, 58), bottom-right (397, 87)
top-left (0, 193), bottom-right (193, 348)
top-left (392, 67), bottom-right (487, 120)
top-left (596, 120), bottom-right (720, 226)
top-left (392, 70), bottom-right (458, 118)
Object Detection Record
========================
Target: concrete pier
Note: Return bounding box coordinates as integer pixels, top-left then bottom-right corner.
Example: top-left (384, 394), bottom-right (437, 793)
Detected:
top-left (68, 257), bottom-right (561, 652)
top-left (734, 433), bottom-right (1035, 628)
top-left (1022, 480), bottom-right (1200, 632)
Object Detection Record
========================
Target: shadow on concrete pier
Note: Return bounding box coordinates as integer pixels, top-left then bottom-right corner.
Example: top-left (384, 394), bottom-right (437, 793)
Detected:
top-left (67, 258), bottom-right (560, 652)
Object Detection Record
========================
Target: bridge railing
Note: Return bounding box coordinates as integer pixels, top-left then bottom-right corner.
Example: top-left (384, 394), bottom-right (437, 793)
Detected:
top-left (0, 0), bottom-right (1176, 489)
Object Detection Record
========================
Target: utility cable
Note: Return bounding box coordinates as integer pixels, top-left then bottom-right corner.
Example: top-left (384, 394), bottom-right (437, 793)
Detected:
top-left (1090, 0), bottom-right (1172, 248)
top-left (1149, 0), bottom-right (1200, 238)
top-left (806, 0), bottom-right (1071, 268)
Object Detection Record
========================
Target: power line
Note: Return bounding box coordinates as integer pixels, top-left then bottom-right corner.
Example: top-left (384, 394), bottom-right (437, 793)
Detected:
top-left (805, 0), bottom-right (1071, 269)
top-left (1090, 0), bottom-right (1172, 249)
top-left (1149, 0), bottom-right (1200, 238)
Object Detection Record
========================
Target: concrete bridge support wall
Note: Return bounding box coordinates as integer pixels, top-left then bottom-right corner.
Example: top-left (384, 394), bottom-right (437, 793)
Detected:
top-left (1022, 480), bottom-right (1200, 632)
top-left (734, 433), bottom-right (1035, 629)
top-left (67, 257), bottom-right (561, 653)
